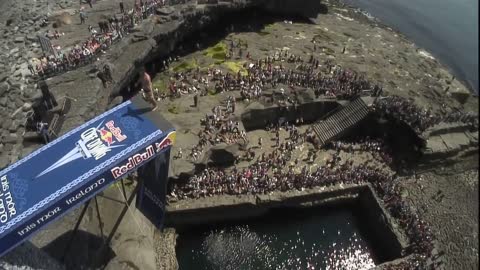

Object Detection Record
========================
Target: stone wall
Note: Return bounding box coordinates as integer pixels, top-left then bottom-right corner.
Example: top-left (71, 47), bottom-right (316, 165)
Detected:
top-left (166, 184), bottom-right (408, 263)
top-left (241, 100), bottom-right (340, 131)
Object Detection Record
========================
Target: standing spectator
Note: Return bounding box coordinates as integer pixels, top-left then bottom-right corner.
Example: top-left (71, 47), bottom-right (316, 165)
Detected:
top-left (103, 64), bottom-right (114, 83)
top-left (120, 1), bottom-right (125, 13)
top-left (193, 94), bottom-right (198, 107)
top-left (97, 70), bottom-right (108, 88)
top-left (37, 121), bottom-right (50, 144)
top-left (28, 62), bottom-right (35, 75)
top-left (79, 8), bottom-right (87, 24)
top-left (86, 0), bottom-right (93, 8)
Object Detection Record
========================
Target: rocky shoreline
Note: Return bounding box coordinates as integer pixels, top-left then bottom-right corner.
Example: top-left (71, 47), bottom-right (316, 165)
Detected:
top-left (0, 0), bottom-right (477, 269)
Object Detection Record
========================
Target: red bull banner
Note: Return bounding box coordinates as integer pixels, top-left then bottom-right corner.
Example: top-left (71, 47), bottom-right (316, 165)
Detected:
top-left (0, 96), bottom-right (175, 257)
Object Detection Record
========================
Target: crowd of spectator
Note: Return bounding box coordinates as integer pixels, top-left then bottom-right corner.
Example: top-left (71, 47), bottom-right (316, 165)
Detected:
top-left (169, 143), bottom-right (439, 267)
top-left (159, 52), bottom-right (379, 109)
top-left (372, 95), bottom-right (478, 133)
top-left (188, 98), bottom-right (245, 161)
top-left (31, 0), bottom-right (167, 78)
top-left (324, 138), bottom-right (394, 166)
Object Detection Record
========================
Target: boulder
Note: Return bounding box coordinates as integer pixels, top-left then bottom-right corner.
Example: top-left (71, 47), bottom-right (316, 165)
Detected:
top-left (0, 155), bottom-right (10, 169)
top-left (30, 90), bottom-right (43, 101)
top-left (3, 143), bottom-right (13, 154)
top-left (14, 36), bottom-right (25, 43)
top-left (0, 74), bottom-right (7, 84)
top-left (448, 87), bottom-right (470, 104)
top-left (108, 96), bottom-right (123, 110)
top-left (2, 119), bottom-right (12, 130)
top-left (9, 47), bottom-right (19, 55)
top-left (156, 6), bottom-right (175, 16)
top-left (0, 82), bottom-right (9, 96)
top-left (51, 12), bottom-right (73, 27)
top-left (15, 97), bottom-right (24, 108)
top-left (22, 102), bottom-right (32, 111)
top-left (8, 120), bottom-right (18, 132)
top-left (1, 134), bottom-right (17, 144)
top-left (26, 34), bottom-right (38, 42)
top-left (0, 97), bottom-right (7, 107)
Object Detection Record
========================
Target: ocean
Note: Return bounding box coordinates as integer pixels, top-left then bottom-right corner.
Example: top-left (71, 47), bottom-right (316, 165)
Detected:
top-left (344, 0), bottom-right (479, 94)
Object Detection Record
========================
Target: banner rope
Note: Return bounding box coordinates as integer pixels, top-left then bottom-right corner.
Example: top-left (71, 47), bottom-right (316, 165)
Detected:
top-left (114, 183), bottom-right (156, 251)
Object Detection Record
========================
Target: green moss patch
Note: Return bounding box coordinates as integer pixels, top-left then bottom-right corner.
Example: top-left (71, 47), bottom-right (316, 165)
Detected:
top-left (168, 104), bottom-right (180, 114)
top-left (208, 88), bottom-right (217, 95)
top-left (223, 61), bottom-right (247, 76)
top-left (319, 46), bottom-right (335, 55)
top-left (152, 74), bottom-right (170, 94)
top-left (313, 29), bottom-right (333, 42)
top-left (171, 58), bottom-right (198, 72)
top-left (203, 42), bottom-right (228, 63)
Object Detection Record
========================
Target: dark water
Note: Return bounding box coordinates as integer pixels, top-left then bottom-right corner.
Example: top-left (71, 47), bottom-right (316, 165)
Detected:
top-left (176, 206), bottom-right (378, 270)
top-left (344, 0), bottom-right (479, 94)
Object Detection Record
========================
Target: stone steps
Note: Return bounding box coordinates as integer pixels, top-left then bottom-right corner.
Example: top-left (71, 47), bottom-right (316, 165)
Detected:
top-left (424, 122), bottom-right (474, 137)
top-left (312, 97), bottom-right (370, 146)
top-left (424, 130), bottom-right (478, 160)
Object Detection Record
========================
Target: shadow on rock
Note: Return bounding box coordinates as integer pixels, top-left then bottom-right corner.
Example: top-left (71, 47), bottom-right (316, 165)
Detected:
top-left (43, 230), bottom-right (116, 270)
top-left (2, 241), bottom-right (64, 270)
top-left (262, 0), bottom-right (328, 18)
top-left (207, 146), bottom-right (238, 167)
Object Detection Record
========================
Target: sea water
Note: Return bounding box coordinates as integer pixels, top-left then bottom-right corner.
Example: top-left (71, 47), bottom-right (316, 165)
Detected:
top-left (176, 206), bottom-right (379, 270)
top-left (344, 0), bottom-right (479, 94)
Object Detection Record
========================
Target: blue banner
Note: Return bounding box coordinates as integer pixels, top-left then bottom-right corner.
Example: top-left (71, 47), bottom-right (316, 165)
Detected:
top-left (136, 148), bottom-right (171, 229)
top-left (0, 98), bottom-right (175, 257)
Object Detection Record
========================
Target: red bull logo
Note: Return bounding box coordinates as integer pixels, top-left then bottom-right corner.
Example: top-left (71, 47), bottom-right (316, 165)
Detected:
top-left (156, 138), bottom-right (172, 152)
top-left (99, 121), bottom-right (126, 146)
top-left (99, 129), bottom-right (114, 146)
top-left (155, 131), bottom-right (176, 152)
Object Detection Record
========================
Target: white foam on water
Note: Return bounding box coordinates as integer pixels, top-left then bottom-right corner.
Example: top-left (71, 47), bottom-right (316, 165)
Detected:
top-left (418, 50), bottom-right (435, 60)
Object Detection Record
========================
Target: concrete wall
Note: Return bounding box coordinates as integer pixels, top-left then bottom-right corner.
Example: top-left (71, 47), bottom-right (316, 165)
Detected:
top-left (356, 187), bottom-right (408, 262)
top-left (166, 185), bottom-right (407, 264)
top-left (241, 100), bottom-right (339, 131)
